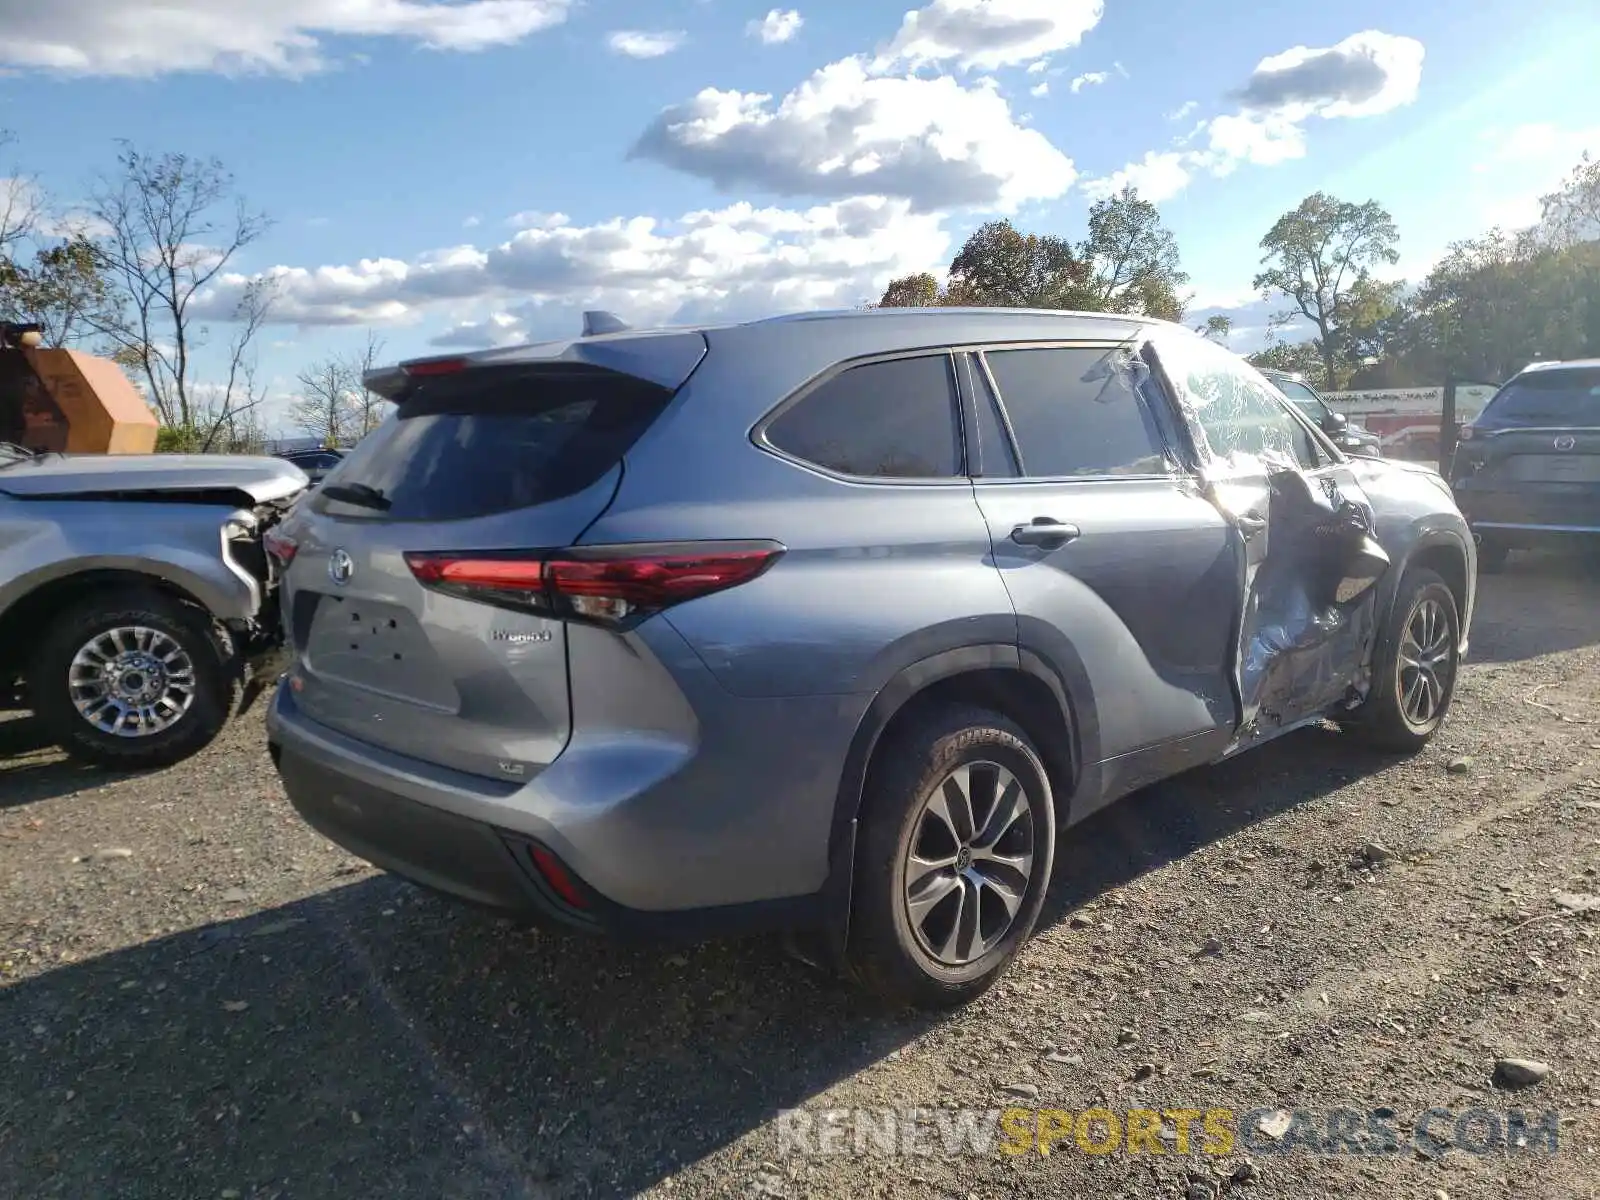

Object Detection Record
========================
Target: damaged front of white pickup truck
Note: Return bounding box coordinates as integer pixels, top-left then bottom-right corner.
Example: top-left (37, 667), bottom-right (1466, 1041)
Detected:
top-left (0, 447), bottom-right (308, 767)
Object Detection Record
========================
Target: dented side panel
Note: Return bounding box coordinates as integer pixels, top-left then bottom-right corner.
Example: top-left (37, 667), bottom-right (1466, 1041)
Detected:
top-left (1146, 333), bottom-right (1395, 752)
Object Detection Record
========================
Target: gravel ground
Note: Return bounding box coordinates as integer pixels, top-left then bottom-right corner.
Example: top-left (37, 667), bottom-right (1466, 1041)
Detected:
top-left (3, 552), bottom-right (1599, 1200)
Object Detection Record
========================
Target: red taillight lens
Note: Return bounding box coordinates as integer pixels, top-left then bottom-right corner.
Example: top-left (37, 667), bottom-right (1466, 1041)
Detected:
top-left (528, 845), bottom-right (588, 909)
top-left (404, 542), bottom-right (783, 625)
top-left (263, 528), bottom-right (298, 565)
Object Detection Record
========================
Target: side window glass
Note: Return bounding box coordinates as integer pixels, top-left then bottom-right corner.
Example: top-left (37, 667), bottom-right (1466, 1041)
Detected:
top-left (984, 346), bottom-right (1171, 478)
top-left (765, 355), bottom-right (962, 478)
top-left (1155, 335), bottom-right (1321, 470)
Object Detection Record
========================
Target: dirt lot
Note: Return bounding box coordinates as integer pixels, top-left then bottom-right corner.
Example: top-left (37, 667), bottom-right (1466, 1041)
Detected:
top-left (3, 553), bottom-right (1599, 1200)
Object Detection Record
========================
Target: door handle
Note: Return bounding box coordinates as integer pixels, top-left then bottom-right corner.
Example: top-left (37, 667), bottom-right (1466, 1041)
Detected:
top-left (1236, 512), bottom-right (1267, 538)
top-left (1010, 518), bottom-right (1081, 549)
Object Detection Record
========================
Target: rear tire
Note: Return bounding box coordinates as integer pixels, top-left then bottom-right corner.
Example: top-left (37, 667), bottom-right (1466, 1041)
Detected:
top-left (29, 590), bottom-right (239, 770)
top-left (1342, 567), bottom-right (1460, 753)
top-left (846, 705), bottom-right (1055, 1010)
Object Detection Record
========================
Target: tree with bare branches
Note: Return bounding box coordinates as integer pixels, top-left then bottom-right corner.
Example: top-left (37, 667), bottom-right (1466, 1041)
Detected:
top-left (88, 144), bottom-right (272, 435)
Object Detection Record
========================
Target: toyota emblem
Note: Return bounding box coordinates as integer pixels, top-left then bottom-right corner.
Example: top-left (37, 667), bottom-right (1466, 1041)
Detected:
top-left (1554, 435), bottom-right (1577, 451)
top-left (328, 548), bottom-right (354, 586)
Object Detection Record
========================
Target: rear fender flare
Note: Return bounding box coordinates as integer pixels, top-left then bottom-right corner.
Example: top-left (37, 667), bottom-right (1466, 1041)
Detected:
top-left (819, 640), bottom-right (1096, 957)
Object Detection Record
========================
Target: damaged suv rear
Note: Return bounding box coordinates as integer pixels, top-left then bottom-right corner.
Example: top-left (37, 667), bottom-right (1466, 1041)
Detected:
top-left (0, 448), bottom-right (307, 767)
top-left (266, 309), bottom-right (1474, 1008)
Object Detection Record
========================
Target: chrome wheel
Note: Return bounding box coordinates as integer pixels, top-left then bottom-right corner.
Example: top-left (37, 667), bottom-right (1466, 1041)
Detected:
top-left (903, 761), bottom-right (1036, 966)
top-left (68, 626), bottom-right (197, 738)
top-left (1397, 597), bottom-right (1453, 727)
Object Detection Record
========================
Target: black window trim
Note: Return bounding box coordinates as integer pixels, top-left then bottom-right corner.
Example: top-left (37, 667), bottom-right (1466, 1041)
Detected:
top-left (750, 348), bottom-right (972, 486)
top-left (962, 338), bottom-right (1187, 485)
top-left (954, 351), bottom-right (1022, 478)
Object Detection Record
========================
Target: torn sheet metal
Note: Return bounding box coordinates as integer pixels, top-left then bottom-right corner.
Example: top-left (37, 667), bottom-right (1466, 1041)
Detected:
top-left (1229, 466), bottom-right (1388, 747)
top-left (1141, 332), bottom-right (1391, 751)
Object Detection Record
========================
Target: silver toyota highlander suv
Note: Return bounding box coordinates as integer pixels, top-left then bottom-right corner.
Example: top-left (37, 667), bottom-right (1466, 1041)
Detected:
top-left (266, 309), bottom-right (1475, 1008)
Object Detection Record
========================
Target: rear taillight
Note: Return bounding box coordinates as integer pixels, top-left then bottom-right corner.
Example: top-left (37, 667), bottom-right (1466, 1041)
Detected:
top-left (404, 541), bottom-right (784, 625)
top-left (263, 528), bottom-right (298, 565)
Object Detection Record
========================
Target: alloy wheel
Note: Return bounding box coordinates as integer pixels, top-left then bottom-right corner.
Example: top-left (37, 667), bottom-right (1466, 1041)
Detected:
top-left (1397, 596), bottom-right (1453, 728)
top-left (68, 625), bottom-right (197, 738)
top-left (903, 761), bottom-right (1036, 966)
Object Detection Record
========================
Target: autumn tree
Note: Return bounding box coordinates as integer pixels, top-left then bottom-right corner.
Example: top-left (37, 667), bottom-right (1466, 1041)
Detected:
top-left (88, 145), bottom-right (272, 433)
top-left (878, 189), bottom-right (1189, 319)
top-left (1253, 193), bottom-right (1401, 388)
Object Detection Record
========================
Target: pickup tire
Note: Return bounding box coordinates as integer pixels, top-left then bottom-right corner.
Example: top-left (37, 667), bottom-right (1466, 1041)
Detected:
top-left (28, 589), bottom-right (240, 770)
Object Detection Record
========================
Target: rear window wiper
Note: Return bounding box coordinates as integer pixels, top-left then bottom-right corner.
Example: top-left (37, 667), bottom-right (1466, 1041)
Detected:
top-left (320, 482), bottom-right (391, 511)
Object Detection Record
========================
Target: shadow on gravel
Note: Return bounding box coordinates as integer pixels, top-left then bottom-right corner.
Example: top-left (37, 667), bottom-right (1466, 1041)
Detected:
top-left (0, 876), bottom-right (936, 1200)
top-left (0, 722), bottom-right (1401, 1200)
top-left (1468, 548), bottom-right (1600, 663)
top-left (0, 714), bottom-right (141, 809)
top-left (1041, 721), bottom-right (1398, 931)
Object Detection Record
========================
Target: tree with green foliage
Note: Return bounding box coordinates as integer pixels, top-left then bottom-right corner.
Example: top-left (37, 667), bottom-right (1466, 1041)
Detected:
top-left (1253, 193), bottom-right (1401, 388)
top-left (877, 188), bottom-right (1189, 319)
top-left (1196, 315), bottom-right (1231, 344)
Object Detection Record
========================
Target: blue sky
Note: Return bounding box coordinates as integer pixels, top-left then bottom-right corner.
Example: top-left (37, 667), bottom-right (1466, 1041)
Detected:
top-left (3, 0), bottom-right (1598, 429)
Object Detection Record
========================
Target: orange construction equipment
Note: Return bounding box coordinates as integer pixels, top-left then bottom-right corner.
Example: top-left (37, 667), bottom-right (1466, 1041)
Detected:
top-left (0, 323), bottom-right (158, 454)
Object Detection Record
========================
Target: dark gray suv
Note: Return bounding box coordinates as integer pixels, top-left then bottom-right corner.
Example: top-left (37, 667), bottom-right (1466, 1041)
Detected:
top-left (265, 309), bottom-right (1475, 1008)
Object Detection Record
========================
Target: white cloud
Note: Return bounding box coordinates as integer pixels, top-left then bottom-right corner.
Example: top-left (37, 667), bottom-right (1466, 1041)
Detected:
top-left (748, 9), bottom-right (804, 45)
top-left (1080, 150), bottom-right (1193, 203)
top-left (632, 56), bottom-right (1074, 211)
top-left (1069, 70), bottom-right (1108, 93)
top-left (875, 0), bottom-right (1103, 72)
top-left (1236, 30), bottom-right (1423, 120)
top-left (506, 210), bottom-right (571, 230)
top-left (1026, 59), bottom-right (1049, 75)
top-left (194, 197), bottom-right (952, 334)
top-left (1167, 100), bottom-right (1198, 122)
top-left (606, 29), bottom-right (686, 58)
top-left (1201, 111), bottom-right (1308, 169)
top-left (1083, 30), bottom-right (1423, 202)
top-left (0, 0), bottom-right (570, 76)
top-left (1030, 81), bottom-right (1048, 98)
top-left (431, 311), bottom-right (526, 348)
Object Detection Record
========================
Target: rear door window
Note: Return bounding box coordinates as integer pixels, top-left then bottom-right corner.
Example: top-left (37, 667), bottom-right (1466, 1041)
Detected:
top-left (982, 346), bottom-right (1172, 478)
top-left (765, 354), bottom-right (963, 478)
top-left (316, 366), bottom-right (673, 521)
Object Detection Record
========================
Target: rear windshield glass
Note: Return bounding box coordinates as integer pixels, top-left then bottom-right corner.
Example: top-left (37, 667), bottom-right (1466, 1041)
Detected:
top-left (1482, 368), bottom-right (1600, 427)
top-left (316, 366), bottom-right (672, 521)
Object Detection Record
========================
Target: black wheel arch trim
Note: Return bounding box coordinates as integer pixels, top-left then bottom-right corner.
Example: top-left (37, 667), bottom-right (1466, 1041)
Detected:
top-left (1384, 527), bottom-right (1473, 637)
top-left (818, 637), bottom-right (1095, 966)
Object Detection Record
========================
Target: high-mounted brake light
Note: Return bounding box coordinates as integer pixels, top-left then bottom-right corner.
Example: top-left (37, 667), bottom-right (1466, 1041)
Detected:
top-left (404, 543), bottom-right (784, 625)
top-left (403, 357), bottom-right (468, 378)
top-left (263, 528), bottom-right (298, 565)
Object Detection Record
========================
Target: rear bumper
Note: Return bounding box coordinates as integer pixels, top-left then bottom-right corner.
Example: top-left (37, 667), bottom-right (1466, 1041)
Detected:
top-left (266, 678), bottom-right (837, 942)
top-left (1454, 480), bottom-right (1600, 538)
